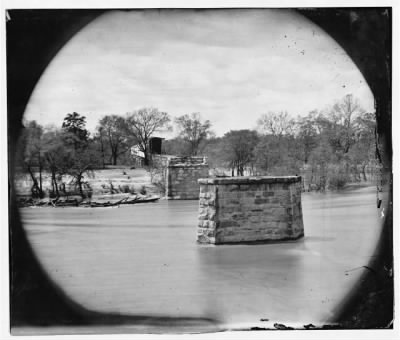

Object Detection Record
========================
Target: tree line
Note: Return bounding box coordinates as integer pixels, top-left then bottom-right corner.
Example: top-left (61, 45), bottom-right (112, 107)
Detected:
top-left (164, 94), bottom-right (377, 189)
top-left (15, 94), bottom-right (377, 198)
top-left (15, 108), bottom-right (170, 198)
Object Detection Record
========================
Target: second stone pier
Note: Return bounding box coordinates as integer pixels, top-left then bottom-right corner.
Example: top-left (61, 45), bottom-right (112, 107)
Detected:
top-left (197, 176), bottom-right (304, 244)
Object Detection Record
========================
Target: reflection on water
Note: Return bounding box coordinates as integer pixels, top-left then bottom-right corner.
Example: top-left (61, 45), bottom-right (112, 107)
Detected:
top-left (20, 186), bottom-right (382, 328)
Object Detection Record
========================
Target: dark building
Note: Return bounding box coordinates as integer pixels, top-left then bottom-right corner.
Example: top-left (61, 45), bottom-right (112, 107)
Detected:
top-left (149, 137), bottom-right (163, 155)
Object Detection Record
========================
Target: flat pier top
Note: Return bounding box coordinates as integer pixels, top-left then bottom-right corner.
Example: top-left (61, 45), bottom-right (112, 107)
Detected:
top-left (168, 156), bottom-right (207, 167)
top-left (198, 176), bottom-right (301, 185)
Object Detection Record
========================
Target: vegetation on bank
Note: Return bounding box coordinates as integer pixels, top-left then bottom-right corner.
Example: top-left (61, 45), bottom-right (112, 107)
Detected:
top-left (14, 94), bottom-right (378, 199)
top-left (165, 94), bottom-right (378, 190)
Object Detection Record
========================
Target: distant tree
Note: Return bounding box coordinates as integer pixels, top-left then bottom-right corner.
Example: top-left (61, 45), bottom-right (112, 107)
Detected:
top-left (257, 111), bottom-right (295, 138)
top-left (42, 127), bottom-right (70, 198)
top-left (93, 127), bottom-right (108, 169)
top-left (18, 120), bottom-right (45, 198)
top-left (327, 94), bottom-right (365, 155)
top-left (61, 112), bottom-right (100, 197)
top-left (222, 130), bottom-right (259, 176)
top-left (97, 115), bottom-right (129, 165)
top-left (64, 142), bottom-right (100, 198)
top-left (307, 136), bottom-right (333, 190)
top-left (304, 96), bottom-right (370, 189)
top-left (162, 137), bottom-right (191, 156)
top-left (257, 111), bottom-right (295, 164)
top-left (295, 111), bottom-right (319, 164)
top-left (353, 111), bottom-right (376, 148)
top-left (62, 112), bottom-right (89, 150)
top-left (175, 113), bottom-right (213, 156)
top-left (253, 135), bottom-right (281, 174)
top-left (125, 107), bottom-right (171, 166)
top-left (348, 111), bottom-right (377, 181)
top-left (201, 137), bottom-right (225, 169)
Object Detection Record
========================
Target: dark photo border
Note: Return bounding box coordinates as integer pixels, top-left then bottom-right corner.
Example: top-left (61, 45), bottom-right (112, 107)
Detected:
top-left (6, 7), bottom-right (393, 334)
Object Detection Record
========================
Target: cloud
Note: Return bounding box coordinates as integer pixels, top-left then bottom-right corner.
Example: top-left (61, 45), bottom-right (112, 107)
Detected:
top-left (24, 9), bottom-right (374, 136)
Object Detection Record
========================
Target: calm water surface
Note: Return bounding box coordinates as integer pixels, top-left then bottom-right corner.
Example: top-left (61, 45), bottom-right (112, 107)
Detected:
top-left (20, 186), bottom-right (383, 330)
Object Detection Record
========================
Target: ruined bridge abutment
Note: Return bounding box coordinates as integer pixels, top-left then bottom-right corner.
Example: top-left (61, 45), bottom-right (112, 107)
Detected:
top-left (166, 157), bottom-right (209, 200)
top-left (197, 176), bottom-right (304, 244)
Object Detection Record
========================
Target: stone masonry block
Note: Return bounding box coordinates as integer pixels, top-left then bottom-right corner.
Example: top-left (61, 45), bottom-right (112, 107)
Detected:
top-left (197, 176), bottom-right (304, 244)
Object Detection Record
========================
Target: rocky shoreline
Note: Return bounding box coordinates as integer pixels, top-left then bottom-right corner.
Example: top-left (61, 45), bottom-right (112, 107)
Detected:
top-left (17, 194), bottom-right (160, 208)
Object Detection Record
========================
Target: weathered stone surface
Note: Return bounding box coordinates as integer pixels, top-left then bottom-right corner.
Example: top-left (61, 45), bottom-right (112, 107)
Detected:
top-left (166, 157), bottom-right (209, 200)
top-left (197, 176), bottom-right (304, 244)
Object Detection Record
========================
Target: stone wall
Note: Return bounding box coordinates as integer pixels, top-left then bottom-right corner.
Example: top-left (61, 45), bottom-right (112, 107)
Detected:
top-left (166, 157), bottom-right (209, 200)
top-left (197, 176), bottom-right (304, 244)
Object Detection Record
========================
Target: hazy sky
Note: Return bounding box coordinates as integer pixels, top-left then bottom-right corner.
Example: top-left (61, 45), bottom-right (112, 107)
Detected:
top-left (24, 9), bottom-right (374, 137)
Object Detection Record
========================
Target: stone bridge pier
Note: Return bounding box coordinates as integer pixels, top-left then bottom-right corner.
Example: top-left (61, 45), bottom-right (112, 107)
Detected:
top-left (166, 157), bottom-right (209, 200)
top-left (197, 176), bottom-right (304, 244)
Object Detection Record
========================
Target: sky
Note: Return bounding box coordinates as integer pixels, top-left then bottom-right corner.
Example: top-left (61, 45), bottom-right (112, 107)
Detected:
top-left (24, 9), bottom-right (375, 137)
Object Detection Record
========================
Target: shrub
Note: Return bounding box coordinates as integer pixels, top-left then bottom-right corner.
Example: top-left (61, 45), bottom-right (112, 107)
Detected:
top-left (108, 180), bottom-right (117, 194)
top-left (328, 171), bottom-right (349, 189)
top-left (120, 184), bottom-right (130, 193)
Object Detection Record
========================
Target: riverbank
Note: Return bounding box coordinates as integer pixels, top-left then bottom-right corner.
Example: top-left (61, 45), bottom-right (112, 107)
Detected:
top-left (14, 166), bottom-right (162, 199)
top-left (14, 166), bottom-right (377, 200)
top-left (17, 194), bottom-right (161, 208)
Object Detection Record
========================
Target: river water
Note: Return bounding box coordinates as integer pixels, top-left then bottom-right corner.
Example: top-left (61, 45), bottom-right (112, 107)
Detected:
top-left (20, 186), bottom-right (383, 332)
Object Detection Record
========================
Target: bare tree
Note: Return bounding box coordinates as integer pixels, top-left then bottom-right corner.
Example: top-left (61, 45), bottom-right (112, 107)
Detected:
top-left (329, 94), bottom-right (365, 154)
top-left (257, 111), bottom-right (295, 162)
top-left (93, 127), bottom-right (108, 169)
top-left (222, 130), bottom-right (259, 176)
top-left (97, 115), bottom-right (129, 165)
top-left (42, 127), bottom-right (69, 198)
top-left (17, 120), bottom-right (45, 198)
top-left (257, 111), bottom-right (295, 138)
top-left (175, 112), bottom-right (213, 156)
top-left (125, 107), bottom-right (171, 166)
top-left (295, 112), bottom-right (319, 164)
top-left (64, 145), bottom-right (99, 198)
